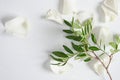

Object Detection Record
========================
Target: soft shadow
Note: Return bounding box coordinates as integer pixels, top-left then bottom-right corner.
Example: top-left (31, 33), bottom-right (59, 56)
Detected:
top-left (86, 56), bottom-right (106, 80)
top-left (1, 16), bottom-right (16, 25)
top-left (92, 27), bottom-right (101, 34)
top-left (58, 0), bottom-right (63, 13)
top-left (87, 59), bottom-right (98, 75)
top-left (40, 14), bottom-right (46, 19)
top-left (42, 58), bottom-right (52, 72)
top-left (96, 2), bottom-right (105, 22)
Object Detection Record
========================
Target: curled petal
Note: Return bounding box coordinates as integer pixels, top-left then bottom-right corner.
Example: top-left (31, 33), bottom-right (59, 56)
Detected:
top-left (103, 0), bottom-right (118, 14)
top-left (101, 0), bottom-right (118, 22)
top-left (46, 9), bottom-right (63, 24)
top-left (5, 17), bottom-right (30, 38)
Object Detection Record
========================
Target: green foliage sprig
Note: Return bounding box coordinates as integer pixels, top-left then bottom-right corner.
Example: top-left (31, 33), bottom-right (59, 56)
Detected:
top-left (50, 17), bottom-right (120, 80)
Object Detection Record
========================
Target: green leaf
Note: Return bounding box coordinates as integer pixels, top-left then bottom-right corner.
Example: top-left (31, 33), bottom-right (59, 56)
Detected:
top-left (77, 53), bottom-right (86, 57)
top-left (63, 45), bottom-right (74, 54)
top-left (50, 55), bottom-right (64, 62)
top-left (91, 34), bottom-right (97, 44)
top-left (75, 53), bottom-right (86, 60)
top-left (89, 46), bottom-right (100, 51)
top-left (115, 35), bottom-right (120, 44)
top-left (52, 51), bottom-right (68, 58)
top-left (87, 24), bottom-right (90, 34)
top-left (82, 28), bottom-right (85, 35)
top-left (72, 42), bottom-right (84, 52)
top-left (109, 42), bottom-right (117, 49)
top-left (89, 21), bottom-right (92, 32)
top-left (71, 17), bottom-right (74, 26)
top-left (64, 20), bottom-right (72, 27)
top-left (63, 30), bottom-right (73, 34)
top-left (84, 44), bottom-right (89, 51)
top-left (51, 63), bottom-right (61, 65)
top-left (84, 57), bottom-right (91, 62)
top-left (104, 44), bottom-right (106, 51)
top-left (66, 35), bottom-right (82, 41)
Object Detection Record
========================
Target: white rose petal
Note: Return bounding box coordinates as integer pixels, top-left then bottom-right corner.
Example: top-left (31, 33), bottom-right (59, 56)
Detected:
top-left (50, 63), bottom-right (73, 74)
top-left (62, 0), bottom-right (78, 14)
top-left (46, 9), bottom-right (63, 24)
top-left (104, 0), bottom-right (118, 13)
top-left (5, 17), bottom-right (30, 38)
top-left (94, 54), bottom-right (110, 75)
top-left (93, 27), bottom-right (113, 45)
top-left (101, 0), bottom-right (118, 22)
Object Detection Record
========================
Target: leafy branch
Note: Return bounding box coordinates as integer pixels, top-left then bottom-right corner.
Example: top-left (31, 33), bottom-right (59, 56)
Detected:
top-left (50, 17), bottom-right (120, 80)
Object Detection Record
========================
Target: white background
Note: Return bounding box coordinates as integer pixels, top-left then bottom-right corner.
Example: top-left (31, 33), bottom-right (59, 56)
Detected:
top-left (0, 0), bottom-right (120, 80)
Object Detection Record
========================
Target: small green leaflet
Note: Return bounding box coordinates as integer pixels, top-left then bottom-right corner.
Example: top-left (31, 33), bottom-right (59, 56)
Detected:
top-left (50, 55), bottom-right (63, 62)
top-left (89, 46), bottom-right (100, 51)
top-left (71, 17), bottom-right (74, 26)
top-left (51, 63), bottom-right (61, 65)
top-left (72, 42), bottom-right (84, 52)
top-left (115, 34), bottom-right (120, 44)
top-left (63, 30), bottom-right (73, 34)
top-left (64, 20), bottom-right (72, 27)
top-left (63, 45), bottom-right (74, 54)
top-left (82, 28), bottom-right (85, 35)
top-left (104, 44), bottom-right (106, 51)
top-left (109, 42), bottom-right (118, 50)
top-left (91, 33), bottom-right (97, 44)
top-left (84, 57), bottom-right (91, 62)
top-left (52, 51), bottom-right (68, 58)
top-left (76, 53), bottom-right (86, 57)
top-left (66, 35), bottom-right (82, 41)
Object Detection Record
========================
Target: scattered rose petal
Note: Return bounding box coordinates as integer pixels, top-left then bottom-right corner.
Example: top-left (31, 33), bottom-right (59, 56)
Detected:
top-left (5, 17), bottom-right (30, 38)
top-left (46, 9), bottom-right (63, 24)
top-left (101, 0), bottom-right (118, 22)
top-left (49, 57), bottom-right (76, 74)
top-left (104, 0), bottom-right (118, 14)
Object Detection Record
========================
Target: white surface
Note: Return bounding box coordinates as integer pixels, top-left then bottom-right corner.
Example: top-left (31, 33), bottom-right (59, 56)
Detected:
top-left (0, 0), bottom-right (120, 80)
